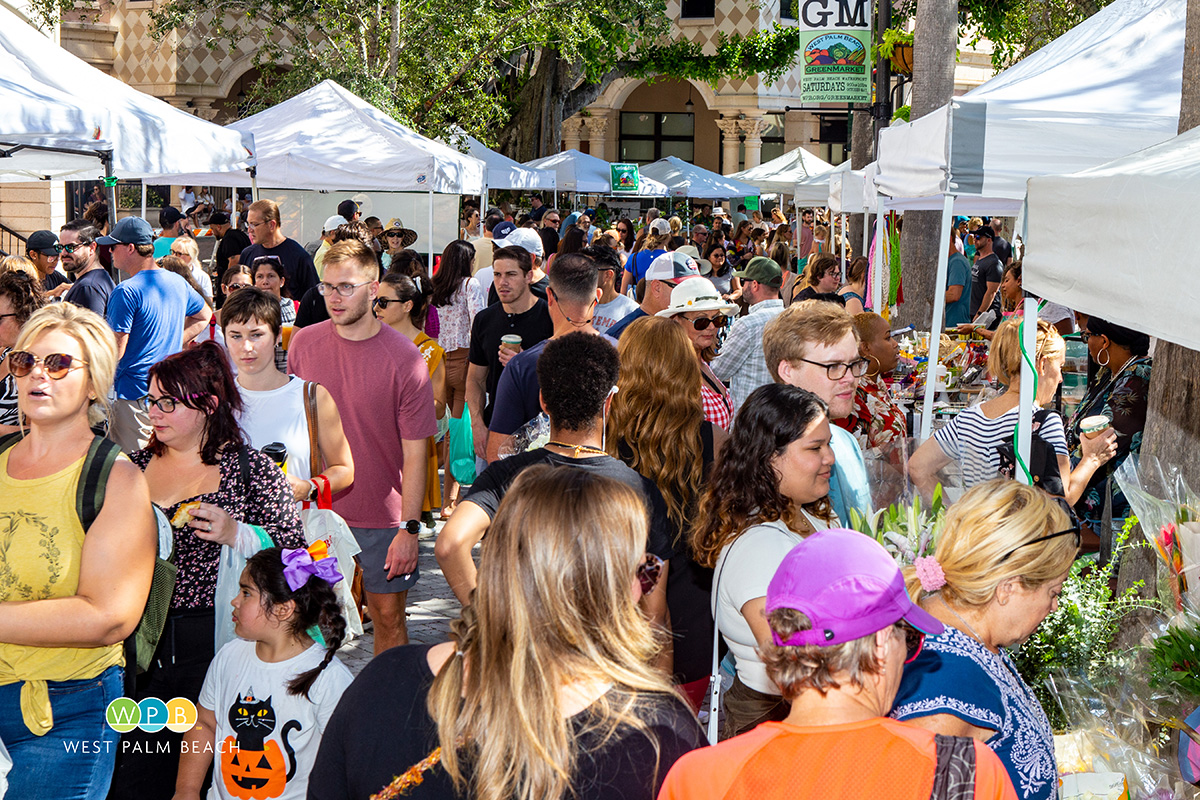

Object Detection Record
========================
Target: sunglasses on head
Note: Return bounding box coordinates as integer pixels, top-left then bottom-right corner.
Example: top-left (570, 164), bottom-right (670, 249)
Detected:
top-left (688, 314), bottom-right (728, 331)
top-left (898, 620), bottom-right (926, 663)
top-left (997, 525), bottom-right (1081, 564)
top-left (637, 553), bottom-right (664, 595)
top-left (7, 351), bottom-right (87, 380)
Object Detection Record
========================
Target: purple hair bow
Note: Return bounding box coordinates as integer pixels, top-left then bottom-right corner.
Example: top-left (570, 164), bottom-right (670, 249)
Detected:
top-left (282, 543), bottom-right (344, 592)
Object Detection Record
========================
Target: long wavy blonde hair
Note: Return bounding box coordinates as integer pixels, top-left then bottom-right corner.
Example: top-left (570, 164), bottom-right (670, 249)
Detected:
top-left (427, 465), bottom-right (678, 800)
top-left (607, 315), bottom-right (705, 536)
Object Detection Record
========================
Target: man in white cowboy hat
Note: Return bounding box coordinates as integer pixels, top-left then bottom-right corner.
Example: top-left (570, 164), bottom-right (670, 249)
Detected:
top-left (313, 214), bottom-right (348, 279)
top-left (607, 251), bottom-right (701, 339)
top-left (656, 275), bottom-right (740, 428)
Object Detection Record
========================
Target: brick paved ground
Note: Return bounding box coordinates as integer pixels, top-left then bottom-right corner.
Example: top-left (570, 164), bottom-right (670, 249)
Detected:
top-left (336, 520), bottom-right (462, 676)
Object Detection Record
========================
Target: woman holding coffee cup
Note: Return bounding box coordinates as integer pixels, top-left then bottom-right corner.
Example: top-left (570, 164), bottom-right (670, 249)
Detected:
top-left (1066, 317), bottom-right (1152, 563)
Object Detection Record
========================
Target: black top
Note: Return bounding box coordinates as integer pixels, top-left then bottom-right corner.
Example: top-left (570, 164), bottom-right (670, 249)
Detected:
top-left (792, 286), bottom-right (847, 306)
top-left (294, 284), bottom-right (329, 329)
top-left (486, 275), bottom-right (549, 306)
top-left (992, 235), bottom-right (1012, 265)
top-left (239, 237), bottom-right (320, 300)
top-left (62, 267), bottom-right (115, 316)
top-left (617, 422), bottom-right (717, 685)
top-left (214, 228), bottom-right (251, 280)
top-left (308, 644), bottom-right (707, 800)
top-left (464, 448), bottom-right (676, 560)
top-left (42, 271), bottom-right (69, 293)
top-left (467, 299), bottom-right (553, 424)
top-left (969, 253), bottom-right (1004, 320)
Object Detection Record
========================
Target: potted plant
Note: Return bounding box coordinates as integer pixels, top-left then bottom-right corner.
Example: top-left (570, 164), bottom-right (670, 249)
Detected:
top-left (876, 27), bottom-right (914, 76)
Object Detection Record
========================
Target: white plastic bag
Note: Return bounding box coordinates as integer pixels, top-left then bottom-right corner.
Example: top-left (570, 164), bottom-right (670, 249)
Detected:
top-left (300, 507), bottom-right (364, 638)
top-left (213, 524), bottom-right (276, 651)
top-left (0, 730), bottom-right (10, 798)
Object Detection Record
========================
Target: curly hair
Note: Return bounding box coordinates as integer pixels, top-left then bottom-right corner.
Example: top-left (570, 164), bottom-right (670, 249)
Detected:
top-left (147, 342), bottom-right (243, 464)
top-left (608, 316), bottom-right (703, 536)
top-left (536, 332), bottom-right (619, 433)
top-left (760, 608), bottom-right (889, 700)
top-left (0, 270), bottom-right (45, 326)
top-left (690, 383), bottom-right (832, 568)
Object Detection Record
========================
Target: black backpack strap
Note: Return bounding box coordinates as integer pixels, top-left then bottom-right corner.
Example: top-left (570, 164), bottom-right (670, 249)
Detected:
top-left (238, 444), bottom-right (251, 493)
top-left (0, 431), bottom-right (21, 456)
top-left (77, 436), bottom-right (122, 532)
top-left (930, 734), bottom-right (977, 800)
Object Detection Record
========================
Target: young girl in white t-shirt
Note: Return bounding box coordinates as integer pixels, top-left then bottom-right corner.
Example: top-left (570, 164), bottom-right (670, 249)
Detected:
top-left (173, 546), bottom-right (354, 800)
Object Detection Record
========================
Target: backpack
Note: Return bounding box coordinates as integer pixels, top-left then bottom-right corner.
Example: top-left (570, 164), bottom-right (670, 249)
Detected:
top-left (995, 409), bottom-right (1066, 497)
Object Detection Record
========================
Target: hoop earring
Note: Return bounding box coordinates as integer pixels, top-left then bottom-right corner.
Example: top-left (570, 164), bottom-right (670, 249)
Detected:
top-left (866, 354), bottom-right (882, 378)
top-left (1097, 347), bottom-right (1110, 368)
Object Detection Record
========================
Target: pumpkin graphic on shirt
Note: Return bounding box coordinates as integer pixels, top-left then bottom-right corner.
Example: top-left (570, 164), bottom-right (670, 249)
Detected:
top-left (220, 689), bottom-right (301, 800)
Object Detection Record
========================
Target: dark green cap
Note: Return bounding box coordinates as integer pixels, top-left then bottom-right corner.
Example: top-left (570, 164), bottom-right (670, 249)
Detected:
top-left (734, 256), bottom-right (782, 288)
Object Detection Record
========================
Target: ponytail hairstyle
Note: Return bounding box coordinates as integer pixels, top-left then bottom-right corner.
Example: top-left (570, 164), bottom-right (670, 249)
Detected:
top-left (245, 547), bottom-right (347, 700)
top-left (381, 272), bottom-right (431, 328)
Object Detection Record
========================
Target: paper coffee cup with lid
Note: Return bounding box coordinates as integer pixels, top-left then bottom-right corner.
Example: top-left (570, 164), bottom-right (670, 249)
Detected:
top-left (1080, 415), bottom-right (1111, 438)
top-left (500, 334), bottom-right (523, 353)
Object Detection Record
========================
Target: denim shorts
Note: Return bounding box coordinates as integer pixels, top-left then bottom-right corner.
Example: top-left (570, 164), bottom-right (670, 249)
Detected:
top-left (0, 664), bottom-right (124, 800)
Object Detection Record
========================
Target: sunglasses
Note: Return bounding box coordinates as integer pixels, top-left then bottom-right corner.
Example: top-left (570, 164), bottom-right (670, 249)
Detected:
top-left (899, 620), bottom-right (926, 663)
top-left (55, 243), bottom-right (87, 254)
top-left (637, 553), bottom-right (664, 595)
top-left (384, 231), bottom-right (405, 238)
top-left (372, 297), bottom-right (409, 309)
top-left (997, 526), bottom-right (1081, 564)
top-left (688, 314), bottom-right (728, 331)
top-left (7, 351), bottom-right (88, 379)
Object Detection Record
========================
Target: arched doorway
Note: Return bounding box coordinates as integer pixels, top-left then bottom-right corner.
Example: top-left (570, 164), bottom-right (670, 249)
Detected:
top-left (614, 78), bottom-right (720, 173)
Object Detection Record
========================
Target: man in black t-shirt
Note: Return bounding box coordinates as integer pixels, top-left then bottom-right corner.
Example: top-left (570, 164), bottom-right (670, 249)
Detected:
top-left (990, 217), bottom-right (1012, 266)
top-left (59, 221), bottom-right (114, 315)
top-left (466, 245), bottom-right (553, 453)
top-left (968, 226), bottom-right (1003, 321)
top-left (437, 332), bottom-right (674, 610)
top-left (238, 199), bottom-right (319, 299)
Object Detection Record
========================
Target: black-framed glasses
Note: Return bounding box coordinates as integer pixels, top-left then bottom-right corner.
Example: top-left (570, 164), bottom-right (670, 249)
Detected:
top-left (139, 394), bottom-right (182, 413)
top-left (637, 553), bottom-right (664, 595)
top-left (372, 297), bottom-right (408, 309)
top-left (317, 281), bottom-right (372, 297)
top-left (8, 351), bottom-right (87, 379)
top-left (997, 526), bottom-right (1082, 564)
top-left (687, 314), bottom-right (728, 332)
top-left (796, 357), bottom-right (870, 380)
top-left (898, 620), bottom-right (926, 663)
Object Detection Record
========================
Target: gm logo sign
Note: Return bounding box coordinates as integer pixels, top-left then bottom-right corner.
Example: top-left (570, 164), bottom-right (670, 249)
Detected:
top-left (106, 697), bottom-right (197, 733)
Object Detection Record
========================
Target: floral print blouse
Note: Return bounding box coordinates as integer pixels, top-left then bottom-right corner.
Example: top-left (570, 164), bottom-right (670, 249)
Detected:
top-left (130, 445), bottom-right (305, 610)
top-left (1066, 356), bottom-right (1152, 526)
top-left (837, 373), bottom-right (907, 451)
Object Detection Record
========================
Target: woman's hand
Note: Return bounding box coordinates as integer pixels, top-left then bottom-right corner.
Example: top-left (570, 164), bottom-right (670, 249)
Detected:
top-left (1080, 426), bottom-right (1118, 466)
top-left (187, 502), bottom-right (239, 547)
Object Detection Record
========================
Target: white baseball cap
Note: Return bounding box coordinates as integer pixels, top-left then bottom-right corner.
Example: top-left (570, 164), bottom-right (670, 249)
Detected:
top-left (323, 214), bottom-right (348, 233)
top-left (649, 218), bottom-right (671, 235)
top-left (493, 227), bottom-right (545, 258)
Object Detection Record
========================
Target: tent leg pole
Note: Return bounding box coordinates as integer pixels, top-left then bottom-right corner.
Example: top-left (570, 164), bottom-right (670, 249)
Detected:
top-left (862, 211), bottom-right (871, 272)
top-left (250, 168), bottom-right (259, 203)
top-left (918, 194), bottom-right (956, 443)
top-left (428, 190), bottom-right (435, 267)
top-left (1017, 296), bottom-right (1037, 485)
top-left (102, 151), bottom-right (117, 234)
top-left (840, 213), bottom-right (847, 281)
top-left (140, 182), bottom-right (147, 221)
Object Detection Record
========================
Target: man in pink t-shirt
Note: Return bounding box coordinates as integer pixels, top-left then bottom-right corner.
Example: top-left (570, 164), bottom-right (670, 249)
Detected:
top-left (289, 239), bottom-right (436, 653)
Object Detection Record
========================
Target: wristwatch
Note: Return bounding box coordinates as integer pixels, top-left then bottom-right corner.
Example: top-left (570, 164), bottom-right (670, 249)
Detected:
top-left (306, 481), bottom-right (319, 502)
top-left (404, 519), bottom-right (422, 536)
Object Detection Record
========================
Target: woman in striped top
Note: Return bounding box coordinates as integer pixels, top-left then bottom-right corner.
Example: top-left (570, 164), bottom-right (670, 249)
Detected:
top-left (909, 319), bottom-right (1116, 502)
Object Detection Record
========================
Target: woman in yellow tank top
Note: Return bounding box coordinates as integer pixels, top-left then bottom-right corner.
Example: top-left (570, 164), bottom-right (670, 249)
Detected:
top-left (0, 304), bottom-right (156, 800)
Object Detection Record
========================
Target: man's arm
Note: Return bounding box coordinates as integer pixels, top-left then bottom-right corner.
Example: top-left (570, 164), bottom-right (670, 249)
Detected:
top-left (181, 305), bottom-right (212, 345)
top-left (113, 331), bottom-right (129, 362)
top-left (944, 284), bottom-right (964, 304)
top-left (978, 281), bottom-right (1000, 316)
top-left (434, 501), bottom-right (491, 605)
top-left (384, 437), bottom-right (427, 580)
top-left (465, 362), bottom-right (489, 459)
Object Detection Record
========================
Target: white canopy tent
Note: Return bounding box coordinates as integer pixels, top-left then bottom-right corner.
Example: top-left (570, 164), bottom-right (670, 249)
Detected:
top-left (449, 130), bottom-right (556, 192)
top-left (0, 5), bottom-right (254, 227)
top-left (524, 150), bottom-right (669, 196)
top-left (731, 147), bottom-right (834, 194)
top-left (793, 161), bottom-right (851, 206)
top-left (638, 156), bottom-right (761, 199)
top-left (1025, 125), bottom-right (1200, 351)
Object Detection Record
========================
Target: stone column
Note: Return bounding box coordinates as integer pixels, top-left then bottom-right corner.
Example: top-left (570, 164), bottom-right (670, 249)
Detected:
top-left (716, 118), bottom-right (742, 175)
top-left (584, 115), bottom-right (610, 160)
top-left (562, 117), bottom-right (584, 151)
top-left (191, 98), bottom-right (218, 121)
top-left (739, 116), bottom-right (767, 170)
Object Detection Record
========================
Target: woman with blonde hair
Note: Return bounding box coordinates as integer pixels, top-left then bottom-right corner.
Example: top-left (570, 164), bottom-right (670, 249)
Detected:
top-left (668, 215), bottom-right (683, 237)
top-left (691, 383), bottom-right (838, 738)
top-left (894, 479), bottom-right (1077, 800)
top-left (311, 464), bottom-right (705, 800)
top-left (0, 303), bottom-right (155, 799)
top-left (909, 319), bottom-right (1116, 501)
top-left (0, 271), bottom-right (46, 433)
top-left (609, 315), bottom-right (728, 706)
top-left (167, 236), bottom-right (212, 300)
top-left (1, 254), bottom-right (43, 284)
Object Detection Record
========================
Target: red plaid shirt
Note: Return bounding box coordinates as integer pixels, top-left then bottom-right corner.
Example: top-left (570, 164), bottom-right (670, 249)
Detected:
top-left (701, 383), bottom-right (734, 430)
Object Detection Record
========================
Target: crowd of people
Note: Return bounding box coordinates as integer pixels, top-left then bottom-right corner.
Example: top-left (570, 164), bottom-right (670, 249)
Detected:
top-left (0, 189), bottom-right (1152, 800)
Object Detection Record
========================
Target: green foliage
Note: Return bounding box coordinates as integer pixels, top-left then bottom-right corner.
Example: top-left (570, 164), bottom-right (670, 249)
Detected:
top-left (892, 104), bottom-right (911, 122)
top-left (116, 183), bottom-right (165, 210)
top-left (1012, 516), bottom-right (1154, 731)
top-left (1148, 621), bottom-right (1200, 701)
top-left (848, 485), bottom-right (945, 566)
top-left (873, 26), bottom-right (914, 61)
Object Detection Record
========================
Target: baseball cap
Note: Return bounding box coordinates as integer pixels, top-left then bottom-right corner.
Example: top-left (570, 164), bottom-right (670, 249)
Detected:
top-left (970, 225), bottom-right (995, 240)
top-left (675, 245), bottom-right (711, 276)
top-left (160, 206), bottom-right (186, 226)
top-left (323, 214), bottom-right (348, 233)
top-left (97, 217), bottom-right (155, 246)
top-left (766, 529), bottom-right (944, 647)
top-left (656, 276), bottom-right (738, 318)
top-left (645, 251), bottom-right (701, 283)
top-left (649, 218), bottom-right (671, 236)
top-left (26, 230), bottom-right (59, 255)
top-left (491, 220), bottom-right (517, 240)
top-left (493, 227), bottom-right (544, 258)
top-left (208, 211), bottom-right (231, 225)
top-left (337, 199), bottom-right (359, 219)
top-left (734, 256), bottom-right (783, 288)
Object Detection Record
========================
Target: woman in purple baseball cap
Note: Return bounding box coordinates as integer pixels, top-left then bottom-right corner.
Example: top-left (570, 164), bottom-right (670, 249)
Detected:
top-left (659, 529), bottom-right (1017, 800)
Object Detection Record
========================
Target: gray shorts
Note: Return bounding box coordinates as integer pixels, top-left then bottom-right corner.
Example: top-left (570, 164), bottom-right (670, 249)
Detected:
top-left (350, 526), bottom-right (419, 594)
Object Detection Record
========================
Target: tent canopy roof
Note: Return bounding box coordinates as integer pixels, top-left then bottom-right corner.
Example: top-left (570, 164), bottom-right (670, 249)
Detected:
top-left (638, 156), bottom-right (760, 198)
top-left (524, 150), bottom-right (668, 195)
top-left (143, 80), bottom-right (484, 194)
top-left (449, 129), bottom-right (555, 191)
top-left (731, 147), bottom-right (833, 193)
top-left (0, 5), bottom-right (252, 183)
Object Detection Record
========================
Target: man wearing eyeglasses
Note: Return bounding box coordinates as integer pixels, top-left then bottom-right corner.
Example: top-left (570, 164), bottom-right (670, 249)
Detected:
top-left (25, 230), bottom-right (71, 297)
top-left (762, 300), bottom-right (873, 525)
top-left (288, 239), bottom-right (436, 655)
top-left (239, 199), bottom-right (320, 301)
top-left (59, 220), bottom-right (114, 315)
top-left (99, 217), bottom-right (211, 452)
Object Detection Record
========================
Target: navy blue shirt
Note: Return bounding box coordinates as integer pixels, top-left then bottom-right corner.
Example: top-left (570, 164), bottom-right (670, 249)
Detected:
top-left (606, 307), bottom-right (649, 339)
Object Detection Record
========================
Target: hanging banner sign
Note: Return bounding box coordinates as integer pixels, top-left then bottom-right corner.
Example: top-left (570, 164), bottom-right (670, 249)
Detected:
top-left (799, 0), bottom-right (872, 104)
top-left (610, 163), bottom-right (641, 193)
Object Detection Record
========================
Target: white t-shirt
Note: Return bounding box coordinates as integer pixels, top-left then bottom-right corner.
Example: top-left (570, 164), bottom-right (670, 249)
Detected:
top-left (594, 295), bottom-right (639, 335)
top-left (200, 638), bottom-right (353, 800)
top-left (179, 189), bottom-right (196, 210)
top-left (238, 376), bottom-right (313, 483)
top-left (474, 266), bottom-right (495, 297)
top-left (712, 513), bottom-right (837, 696)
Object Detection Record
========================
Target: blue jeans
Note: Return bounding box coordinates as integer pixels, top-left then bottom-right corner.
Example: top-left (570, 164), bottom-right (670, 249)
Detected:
top-left (0, 665), bottom-right (123, 800)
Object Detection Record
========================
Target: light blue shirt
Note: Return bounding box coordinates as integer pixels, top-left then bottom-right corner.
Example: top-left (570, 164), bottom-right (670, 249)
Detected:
top-left (828, 424), bottom-right (872, 525)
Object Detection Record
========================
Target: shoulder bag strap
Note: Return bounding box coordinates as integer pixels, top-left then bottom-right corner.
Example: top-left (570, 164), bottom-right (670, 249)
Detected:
top-left (929, 734), bottom-right (977, 800)
top-left (707, 553), bottom-right (731, 746)
top-left (303, 381), bottom-right (322, 474)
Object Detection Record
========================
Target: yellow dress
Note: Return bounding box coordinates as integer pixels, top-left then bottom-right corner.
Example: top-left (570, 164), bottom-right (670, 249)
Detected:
top-left (413, 332), bottom-right (445, 514)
